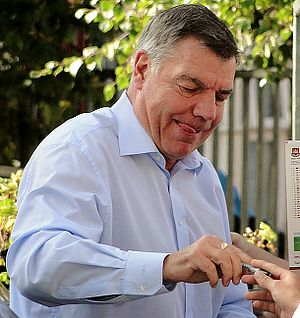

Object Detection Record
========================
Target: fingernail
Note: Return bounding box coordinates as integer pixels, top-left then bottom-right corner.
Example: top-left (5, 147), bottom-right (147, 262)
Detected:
top-left (254, 271), bottom-right (263, 278)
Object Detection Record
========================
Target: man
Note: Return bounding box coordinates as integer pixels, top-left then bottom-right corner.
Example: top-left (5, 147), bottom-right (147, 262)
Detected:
top-left (7, 4), bottom-right (255, 318)
top-left (243, 259), bottom-right (300, 318)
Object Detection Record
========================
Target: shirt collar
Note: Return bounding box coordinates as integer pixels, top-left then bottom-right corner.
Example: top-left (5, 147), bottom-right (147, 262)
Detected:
top-left (111, 91), bottom-right (203, 172)
top-left (111, 91), bottom-right (158, 156)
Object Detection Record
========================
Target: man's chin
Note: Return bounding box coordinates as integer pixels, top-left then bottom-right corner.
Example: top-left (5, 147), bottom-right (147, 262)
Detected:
top-left (167, 148), bottom-right (194, 161)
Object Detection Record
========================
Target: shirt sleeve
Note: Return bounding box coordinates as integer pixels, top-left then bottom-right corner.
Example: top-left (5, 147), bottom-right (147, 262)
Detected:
top-left (7, 142), bottom-right (172, 306)
top-left (292, 304), bottom-right (300, 318)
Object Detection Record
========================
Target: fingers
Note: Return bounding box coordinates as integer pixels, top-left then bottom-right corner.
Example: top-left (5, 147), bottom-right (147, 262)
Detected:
top-left (242, 263), bottom-right (277, 296)
top-left (217, 260), bottom-right (233, 287)
top-left (252, 300), bottom-right (277, 315)
top-left (251, 259), bottom-right (284, 279)
top-left (253, 270), bottom-right (276, 291)
top-left (211, 239), bottom-right (247, 286)
top-left (212, 245), bottom-right (232, 286)
top-left (242, 274), bottom-right (257, 285)
top-left (246, 288), bottom-right (273, 302)
top-left (204, 261), bottom-right (221, 288)
top-left (237, 249), bottom-right (253, 265)
top-left (195, 236), bottom-right (231, 287)
top-left (245, 280), bottom-right (277, 315)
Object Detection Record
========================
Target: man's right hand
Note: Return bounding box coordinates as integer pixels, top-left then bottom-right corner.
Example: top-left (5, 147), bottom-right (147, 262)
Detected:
top-left (163, 234), bottom-right (252, 288)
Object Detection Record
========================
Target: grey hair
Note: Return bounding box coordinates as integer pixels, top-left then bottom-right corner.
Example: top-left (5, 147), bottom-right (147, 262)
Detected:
top-left (135, 4), bottom-right (240, 71)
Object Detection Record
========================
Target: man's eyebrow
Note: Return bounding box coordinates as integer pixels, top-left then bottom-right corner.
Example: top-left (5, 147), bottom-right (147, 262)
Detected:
top-left (218, 88), bottom-right (233, 95)
top-left (176, 75), bottom-right (206, 87)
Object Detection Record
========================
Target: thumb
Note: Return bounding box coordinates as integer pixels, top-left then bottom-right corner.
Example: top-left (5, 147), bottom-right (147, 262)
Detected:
top-left (254, 270), bottom-right (273, 290)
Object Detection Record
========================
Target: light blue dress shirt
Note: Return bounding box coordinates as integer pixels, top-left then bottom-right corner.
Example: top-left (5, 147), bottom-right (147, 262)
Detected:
top-left (7, 92), bottom-right (254, 318)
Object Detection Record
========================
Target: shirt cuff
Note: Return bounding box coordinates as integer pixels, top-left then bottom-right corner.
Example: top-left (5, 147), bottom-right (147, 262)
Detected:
top-left (292, 304), bottom-right (300, 318)
top-left (124, 250), bottom-right (171, 296)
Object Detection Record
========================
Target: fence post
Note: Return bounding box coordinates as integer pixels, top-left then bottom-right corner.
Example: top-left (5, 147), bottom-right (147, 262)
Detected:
top-left (293, 0), bottom-right (300, 139)
top-left (241, 78), bottom-right (250, 232)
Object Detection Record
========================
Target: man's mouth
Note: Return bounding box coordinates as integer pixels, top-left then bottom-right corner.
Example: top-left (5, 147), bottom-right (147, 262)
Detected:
top-left (175, 120), bottom-right (198, 134)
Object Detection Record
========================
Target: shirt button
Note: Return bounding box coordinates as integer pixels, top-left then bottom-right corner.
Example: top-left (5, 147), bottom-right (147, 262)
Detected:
top-left (156, 156), bottom-right (161, 161)
top-left (140, 283), bottom-right (148, 291)
top-left (179, 218), bottom-right (185, 226)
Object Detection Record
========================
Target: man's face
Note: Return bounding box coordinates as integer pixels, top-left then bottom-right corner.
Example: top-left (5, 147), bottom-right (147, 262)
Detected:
top-left (131, 37), bottom-right (237, 170)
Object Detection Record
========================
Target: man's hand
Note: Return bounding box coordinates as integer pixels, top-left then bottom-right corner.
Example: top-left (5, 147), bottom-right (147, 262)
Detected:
top-left (242, 259), bottom-right (300, 318)
top-left (163, 235), bottom-right (252, 288)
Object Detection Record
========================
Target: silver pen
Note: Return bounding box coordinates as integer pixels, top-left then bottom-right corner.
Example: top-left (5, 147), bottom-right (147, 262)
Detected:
top-left (242, 263), bottom-right (272, 277)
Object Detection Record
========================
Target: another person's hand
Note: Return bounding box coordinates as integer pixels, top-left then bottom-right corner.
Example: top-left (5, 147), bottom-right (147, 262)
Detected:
top-left (163, 235), bottom-right (252, 288)
top-left (242, 259), bottom-right (300, 318)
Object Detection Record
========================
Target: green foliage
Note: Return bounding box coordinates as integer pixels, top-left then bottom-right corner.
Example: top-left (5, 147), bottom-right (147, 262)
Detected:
top-left (0, 170), bottom-right (22, 252)
top-left (210, 0), bottom-right (293, 79)
top-left (0, 0), bottom-right (112, 166)
top-left (0, 170), bottom-right (22, 300)
top-left (31, 0), bottom-right (293, 102)
top-left (243, 221), bottom-right (278, 253)
top-left (0, 0), bottom-right (293, 165)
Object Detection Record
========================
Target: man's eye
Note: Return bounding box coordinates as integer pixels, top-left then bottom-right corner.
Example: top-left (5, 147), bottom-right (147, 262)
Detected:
top-left (178, 85), bottom-right (198, 95)
top-left (216, 94), bottom-right (225, 102)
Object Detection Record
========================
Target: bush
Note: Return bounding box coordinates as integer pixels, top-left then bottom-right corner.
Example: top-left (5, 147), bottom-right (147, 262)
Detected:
top-left (243, 221), bottom-right (277, 254)
top-left (0, 170), bottom-right (22, 302)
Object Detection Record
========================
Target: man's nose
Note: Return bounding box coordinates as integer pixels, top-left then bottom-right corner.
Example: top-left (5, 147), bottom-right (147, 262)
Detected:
top-left (192, 92), bottom-right (216, 121)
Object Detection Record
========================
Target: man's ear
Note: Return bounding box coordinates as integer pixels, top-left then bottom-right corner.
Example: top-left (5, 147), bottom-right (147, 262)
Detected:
top-left (132, 50), bottom-right (150, 89)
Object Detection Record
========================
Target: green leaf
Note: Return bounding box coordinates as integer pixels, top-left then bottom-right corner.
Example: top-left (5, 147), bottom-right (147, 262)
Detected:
top-left (103, 82), bottom-right (116, 101)
top-left (99, 19), bottom-right (114, 33)
top-left (264, 42), bottom-right (271, 58)
top-left (62, 56), bottom-right (78, 66)
top-left (100, 1), bottom-right (115, 12)
top-left (95, 52), bottom-right (103, 70)
top-left (90, 0), bottom-right (99, 5)
top-left (102, 42), bottom-right (118, 60)
top-left (279, 27), bottom-right (291, 42)
top-left (45, 61), bottom-right (59, 70)
top-left (84, 10), bottom-right (98, 24)
top-left (255, 33), bottom-right (266, 44)
top-left (262, 56), bottom-right (269, 68)
top-left (69, 59), bottom-right (83, 77)
top-left (75, 8), bottom-right (88, 20)
top-left (116, 53), bottom-right (128, 65)
top-left (0, 198), bottom-right (17, 216)
top-left (101, 1), bottom-right (114, 19)
top-left (116, 76), bottom-right (129, 90)
top-left (114, 6), bottom-right (126, 24)
top-left (82, 46), bottom-right (99, 58)
top-left (115, 66), bottom-right (130, 89)
top-left (251, 45), bottom-right (262, 58)
top-left (23, 79), bottom-right (32, 87)
top-left (29, 70), bottom-right (43, 79)
top-left (86, 61), bottom-right (97, 71)
top-left (0, 272), bottom-right (10, 285)
top-left (53, 66), bottom-right (64, 77)
top-left (119, 20), bottom-right (132, 32)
